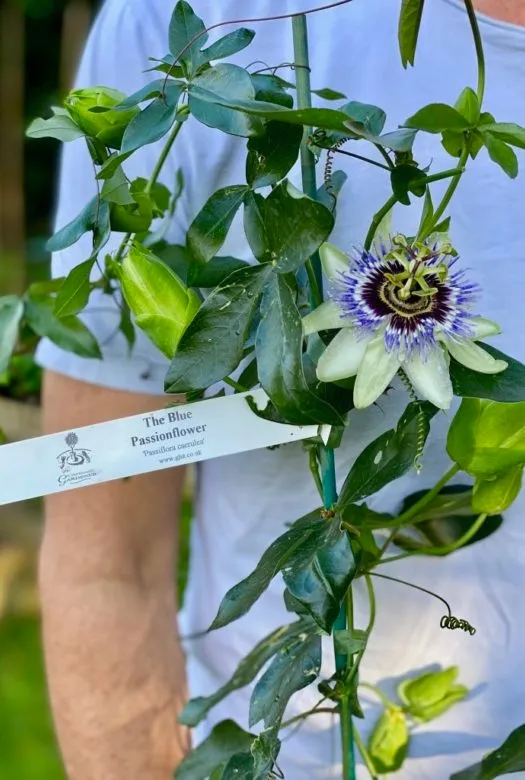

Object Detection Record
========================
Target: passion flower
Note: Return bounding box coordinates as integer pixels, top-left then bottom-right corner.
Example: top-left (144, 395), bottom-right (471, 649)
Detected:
top-left (303, 238), bottom-right (507, 410)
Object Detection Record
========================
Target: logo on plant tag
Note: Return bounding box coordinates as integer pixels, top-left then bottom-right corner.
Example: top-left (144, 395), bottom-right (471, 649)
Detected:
top-left (57, 432), bottom-right (97, 487)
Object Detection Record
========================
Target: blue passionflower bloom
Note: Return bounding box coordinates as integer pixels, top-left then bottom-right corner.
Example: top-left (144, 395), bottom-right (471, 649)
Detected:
top-left (303, 238), bottom-right (507, 410)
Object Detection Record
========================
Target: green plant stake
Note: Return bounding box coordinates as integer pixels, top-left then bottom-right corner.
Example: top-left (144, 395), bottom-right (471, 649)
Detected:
top-left (292, 14), bottom-right (356, 780)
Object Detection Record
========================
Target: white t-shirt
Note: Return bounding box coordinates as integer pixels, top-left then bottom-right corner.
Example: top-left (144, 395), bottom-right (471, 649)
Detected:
top-left (37, 1), bottom-right (525, 777)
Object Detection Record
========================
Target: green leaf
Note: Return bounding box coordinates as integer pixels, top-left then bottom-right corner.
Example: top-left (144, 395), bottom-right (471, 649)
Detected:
top-left (339, 101), bottom-right (386, 136)
top-left (116, 79), bottom-right (173, 109)
top-left (450, 345), bottom-right (525, 402)
top-left (418, 188), bottom-right (434, 236)
top-left (338, 402), bottom-right (436, 508)
top-left (442, 129), bottom-right (464, 158)
top-left (481, 132), bottom-right (519, 178)
top-left (186, 88), bottom-right (383, 134)
top-left (187, 185), bottom-right (249, 267)
top-left (191, 256), bottom-right (249, 287)
top-left (256, 274), bottom-right (344, 426)
top-left (209, 509), bottom-right (325, 631)
top-left (189, 65), bottom-right (264, 137)
top-left (251, 732), bottom-right (281, 780)
top-left (376, 128), bottom-right (418, 152)
top-left (478, 121), bottom-right (525, 149)
top-left (317, 170), bottom-right (348, 211)
top-left (179, 620), bottom-right (313, 727)
top-left (246, 121), bottom-right (303, 188)
top-left (46, 197), bottom-right (111, 257)
top-left (334, 628), bottom-right (367, 657)
top-left (447, 398), bottom-right (525, 477)
top-left (202, 28), bottom-right (255, 61)
top-left (395, 485), bottom-right (502, 552)
top-left (368, 708), bottom-right (410, 774)
top-left (450, 723), bottom-right (525, 779)
top-left (54, 259), bottom-right (95, 318)
top-left (244, 180), bottom-right (334, 272)
top-left (0, 297), bottom-right (23, 373)
top-left (100, 167), bottom-right (134, 205)
top-left (251, 74), bottom-right (293, 108)
top-left (455, 87), bottom-right (480, 125)
top-left (119, 301), bottom-right (136, 353)
top-left (390, 164), bottom-right (426, 204)
top-left (398, 0), bottom-right (425, 67)
top-left (95, 150), bottom-right (133, 180)
top-left (165, 265), bottom-right (271, 393)
top-left (26, 108), bottom-right (84, 142)
top-left (174, 721), bottom-right (253, 780)
top-left (405, 103), bottom-right (470, 133)
top-left (120, 94), bottom-right (180, 153)
top-left (282, 518), bottom-right (356, 633)
top-left (472, 466), bottom-right (523, 514)
top-left (168, 0), bottom-right (208, 77)
top-left (249, 633), bottom-right (321, 728)
top-left (397, 667), bottom-right (468, 722)
top-left (25, 299), bottom-right (101, 359)
top-left (220, 754), bottom-right (254, 780)
top-left (314, 87), bottom-right (347, 100)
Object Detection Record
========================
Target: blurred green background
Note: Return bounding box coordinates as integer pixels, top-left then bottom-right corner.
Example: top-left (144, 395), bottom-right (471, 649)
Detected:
top-left (1, 2), bottom-right (95, 778)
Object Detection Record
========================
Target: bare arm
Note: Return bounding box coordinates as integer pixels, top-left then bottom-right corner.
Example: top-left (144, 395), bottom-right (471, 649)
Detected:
top-left (39, 370), bottom-right (189, 780)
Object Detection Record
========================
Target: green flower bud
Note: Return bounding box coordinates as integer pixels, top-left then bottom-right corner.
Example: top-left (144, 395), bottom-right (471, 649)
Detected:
top-left (64, 86), bottom-right (139, 150)
top-left (120, 245), bottom-right (200, 359)
top-left (368, 707), bottom-right (409, 774)
top-left (397, 666), bottom-right (468, 723)
top-left (110, 204), bottom-right (153, 234)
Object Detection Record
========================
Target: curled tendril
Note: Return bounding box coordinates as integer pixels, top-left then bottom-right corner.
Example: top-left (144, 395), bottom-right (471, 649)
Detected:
top-left (323, 137), bottom-right (348, 210)
top-left (440, 615), bottom-right (477, 635)
top-left (370, 572), bottom-right (476, 637)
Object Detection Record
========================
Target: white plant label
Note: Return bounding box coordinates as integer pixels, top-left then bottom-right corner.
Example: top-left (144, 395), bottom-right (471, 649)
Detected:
top-left (0, 390), bottom-right (329, 506)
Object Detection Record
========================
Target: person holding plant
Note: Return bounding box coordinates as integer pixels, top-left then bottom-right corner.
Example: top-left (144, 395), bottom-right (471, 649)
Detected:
top-left (35, 0), bottom-right (525, 779)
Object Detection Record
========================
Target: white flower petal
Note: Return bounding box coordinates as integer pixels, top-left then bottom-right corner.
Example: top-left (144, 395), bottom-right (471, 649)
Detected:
top-left (469, 316), bottom-right (502, 341)
top-left (403, 347), bottom-right (453, 410)
top-left (446, 339), bottom-right (508, 374)
top-left (303, 301), bottom-right (348, 336)
top-left (317, 328), bottom-right (371, 382)
top-left (320, 243), bottom-right (348, 281)
top-left (353, 335), bottom-right (400, 409)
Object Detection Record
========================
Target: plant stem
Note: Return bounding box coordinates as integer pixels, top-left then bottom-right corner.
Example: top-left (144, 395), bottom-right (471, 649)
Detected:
top-left (381, 512), bottom-right (488, 564)
top-left (373, 143), bottom-right (394, 170)
top-left (331, 147), bottom-right (391, 171)
top-left (114, 119), bottom-right (184, 262)
top-left (359, 681), bottom-right (395, 709)
top-left (418, 146), bottom-right (469, 241)
top-left (417, 0), bottom-right (486, 243)
top-left (292, 14), bottom-right (355, 780)
top-left (145, 119), bottom-right (184, 195)
top-left (464, 0), bottom-right (486, 105)
top-left (292, 14), bottom-right (323, 308)
top-left (282, 704), bottom-right (337, 730)
top-left (420, 167), bottom-right (464, 186)
top-left (353, 727), bottom-right (379, 780)
top-left (389, 463), bottom-right (460, 528)
top-left (364, 194), bottom-right (397, 251)
top-left (341, 694), bottom-right (353, 780)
